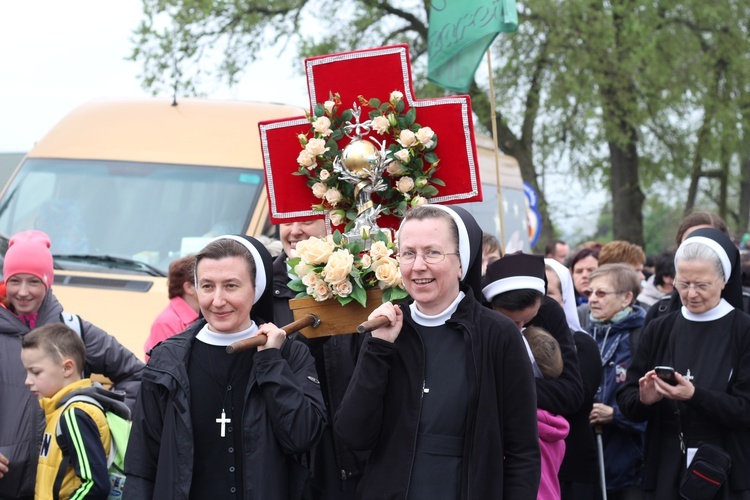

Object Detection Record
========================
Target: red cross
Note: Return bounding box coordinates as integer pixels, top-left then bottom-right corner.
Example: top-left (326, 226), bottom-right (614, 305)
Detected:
top-left (259, 44), bottom-right (482, 226)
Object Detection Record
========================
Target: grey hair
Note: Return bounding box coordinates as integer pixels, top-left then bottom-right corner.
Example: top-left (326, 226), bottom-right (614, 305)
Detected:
top-left (675, 242), bottom-right (725, 282)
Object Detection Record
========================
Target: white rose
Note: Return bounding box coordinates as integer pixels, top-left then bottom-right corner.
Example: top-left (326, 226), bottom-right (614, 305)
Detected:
top-left (397, 129), bottom-right (417, 148)
top-left (394, 149), bottom-right (410, 164)
top-left (312, 182), bottom-right (328, 199)
top-left (369, 240), bottom-right (392, 260)
top-left (301, 272), bottom-right (318, 287)
top-left (325, 188), bottom-right (342, 206)
top-left (319, 169), bottom-right (331, 180)
top-left (417, 126), bottom-right (435, 149)
top-left (296, 237), bottom-right (334, 265)
top-left (397, 176), bottom-right (415, 193)
top-left (390, 90), bottom-right (403, 103)
top-left (386, 160), bottom-right (404, 175)
top-left (360, 253), bottom-right (372, 269)
top-left (314, 280), bottom-right (332, 301)
top-left (297, 150), bottom-right (317, 168)
top-left (333, 280), bottom-right (353, 297)
top-left (313, 116), bottom-right (333, 137)
top-left (297, 133), bottom-right (308, 144)
top-left (329, 211), bottom-right (345, 227)
top-left (306, 138), bottom-right (328, 156)
top-left (373, 257), bottom-right (401, 288)
top-left (416, 177), bottom-right (428, 187)
top-left (294, 261), bottom-right (312, 277)
top-left (323, 249), bottom-right (354, 285)
top-left (372, 115), bottom-right (390, 135)
top-left (411, 195), bottom-right (428, 206)
top-left (324, 100), bottom-right (336, 114)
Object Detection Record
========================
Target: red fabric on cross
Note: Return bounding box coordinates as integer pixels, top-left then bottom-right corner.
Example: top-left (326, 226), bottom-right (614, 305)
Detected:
top-left (259, 44), bottom-right (482, 228)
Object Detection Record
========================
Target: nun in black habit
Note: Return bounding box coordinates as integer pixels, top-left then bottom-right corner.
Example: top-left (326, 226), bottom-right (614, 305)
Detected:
top-left (616, 228), bottom-right (750, 499)
top-left (124, 235), bottom-right (327, 499)
top-left (334, 204), bottom-right (540, 500)
top-left (482, 252), bottom-right (584, 416)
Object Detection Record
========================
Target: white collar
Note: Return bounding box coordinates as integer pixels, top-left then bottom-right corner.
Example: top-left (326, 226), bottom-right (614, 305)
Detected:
top-left (410, 292), bottom-right (466, 327)
top-left (196, 322), bottom-right (259, 346)
top-left (681, 298), bottom-right (734, 322)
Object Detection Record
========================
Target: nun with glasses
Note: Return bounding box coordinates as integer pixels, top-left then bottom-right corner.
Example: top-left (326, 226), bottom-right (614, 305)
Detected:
top-left (125, 235), bottom-right (327, 500)
top-left (334, 205), bottom-right (540, 499)
top-left (617, 228), bottom-right (750, 499)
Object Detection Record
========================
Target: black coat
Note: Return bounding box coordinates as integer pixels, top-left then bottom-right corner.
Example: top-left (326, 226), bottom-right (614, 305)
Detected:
top-left (334, 288), bottom-right (541, 500)
top-left (617, 310), bottom-right (750, 492)
top-left (123, 320), bottom-right (327, 499)
top-left (272, 253), bottom-right (367, 485)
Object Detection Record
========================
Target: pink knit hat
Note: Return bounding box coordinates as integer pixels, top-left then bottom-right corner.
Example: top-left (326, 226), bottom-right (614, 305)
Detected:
top-left (3, 230), bottom-right (54, 289)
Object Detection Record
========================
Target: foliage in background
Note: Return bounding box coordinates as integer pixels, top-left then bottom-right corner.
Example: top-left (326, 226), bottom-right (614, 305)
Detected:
top-left (130, 0), bottom-right (750, 251)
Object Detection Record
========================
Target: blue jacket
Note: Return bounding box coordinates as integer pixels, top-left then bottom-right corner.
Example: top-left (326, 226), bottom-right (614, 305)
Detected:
top-left (587, 306), bottom-right (646, 491)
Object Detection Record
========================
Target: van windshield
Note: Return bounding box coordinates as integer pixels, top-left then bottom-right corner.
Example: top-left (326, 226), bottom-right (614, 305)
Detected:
top-left (0, 159), bottom-right (265, 274)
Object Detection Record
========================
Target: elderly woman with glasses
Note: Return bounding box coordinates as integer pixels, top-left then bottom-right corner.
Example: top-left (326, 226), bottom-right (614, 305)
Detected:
top-left (334, 205), bottom-right (540, 499)
top-left (585, 263), bottom-right (647, 499)
top-left (617, 228), bottom-right (750, 499)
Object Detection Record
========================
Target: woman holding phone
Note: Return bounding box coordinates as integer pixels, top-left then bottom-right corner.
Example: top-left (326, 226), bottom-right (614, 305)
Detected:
top-left (617, 228), bottom-right (750, 499)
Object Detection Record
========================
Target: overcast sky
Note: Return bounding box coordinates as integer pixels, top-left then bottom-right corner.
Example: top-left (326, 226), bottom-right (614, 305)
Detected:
top-left (0, 1), bottom-right (309, 153)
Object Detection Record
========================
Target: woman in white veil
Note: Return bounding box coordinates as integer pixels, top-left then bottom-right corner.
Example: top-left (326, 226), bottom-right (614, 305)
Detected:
top-left (545, 258), bottom-right (583, 332)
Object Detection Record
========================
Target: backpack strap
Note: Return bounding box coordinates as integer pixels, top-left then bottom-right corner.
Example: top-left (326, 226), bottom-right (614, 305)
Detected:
top-left (55, 395), bottom-right (116, 469)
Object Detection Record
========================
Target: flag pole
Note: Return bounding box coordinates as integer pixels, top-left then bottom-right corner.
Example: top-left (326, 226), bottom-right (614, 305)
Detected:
top-left (486, 47), bottom-right (506, 254)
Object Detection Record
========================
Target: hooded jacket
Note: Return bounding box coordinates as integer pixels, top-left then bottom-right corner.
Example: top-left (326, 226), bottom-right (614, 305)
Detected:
top-left (123, 319), bottom-right (327, 500)
top-left (537, 409), bottom-right (569, 500)
top-left (0, 291), bottom-right (143, 499)
top-left (587, 305), bottom-right (646, 491)
top-left (334, 287), bottom-right (541, 499)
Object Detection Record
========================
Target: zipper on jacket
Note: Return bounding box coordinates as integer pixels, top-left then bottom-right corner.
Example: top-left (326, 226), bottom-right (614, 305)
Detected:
top-left (403, 332), bottom-right (426, 496)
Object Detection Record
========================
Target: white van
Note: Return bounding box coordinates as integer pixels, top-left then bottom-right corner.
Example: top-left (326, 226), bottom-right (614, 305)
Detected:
top-left (0, 98), bottom-right (302, 359)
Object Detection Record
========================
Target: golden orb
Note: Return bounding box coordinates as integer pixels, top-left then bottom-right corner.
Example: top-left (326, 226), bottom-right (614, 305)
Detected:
top-left (341, 139), bottom-right (379, 176)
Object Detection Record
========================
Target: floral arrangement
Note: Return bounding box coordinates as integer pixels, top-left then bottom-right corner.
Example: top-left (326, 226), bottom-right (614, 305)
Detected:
top-left (295, 90), bottom-right (444, 228)
top-left (287, 230), bottom-right (410, 307)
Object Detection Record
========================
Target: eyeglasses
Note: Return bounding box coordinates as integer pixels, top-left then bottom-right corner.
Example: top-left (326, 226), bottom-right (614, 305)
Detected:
top-left (586, 289), bottom-right (626, 299)
top-left (397, 250), bottom-right (459, 265)
top-left (674, 281), bottom-right (715, 292)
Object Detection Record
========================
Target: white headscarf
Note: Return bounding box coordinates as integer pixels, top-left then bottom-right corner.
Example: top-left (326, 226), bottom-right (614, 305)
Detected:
top-left (545, 258), bottom-right (582, 332)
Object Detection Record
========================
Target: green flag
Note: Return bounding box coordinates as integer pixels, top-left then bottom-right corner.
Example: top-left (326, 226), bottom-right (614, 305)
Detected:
top-left (428, 0), bottom-right (518, 93)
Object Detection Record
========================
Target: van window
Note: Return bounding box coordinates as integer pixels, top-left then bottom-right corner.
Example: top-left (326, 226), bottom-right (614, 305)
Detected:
top-left (457, 183), bottom-right (531, 253)
top-left (0, 159), bottom-right (264, 273)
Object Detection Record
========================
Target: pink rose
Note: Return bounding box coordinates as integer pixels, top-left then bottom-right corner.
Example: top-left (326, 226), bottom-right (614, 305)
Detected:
top-left (312, 182), bottom-right (327, 199)
top-left (360, 253), bottom-right (372, 269)
top-left (396, 176), bottom-right (415, 193)
top-left (306, 138), bottom-right (328, 156)
top-left (313, 116), bottom-right (333, 137)
top-left (394, 149), bottom-right (410, 164)
top-left (417, 127), bottom-right (435, 149)
top-left (411, 195), bottom-right (428, 206)
top-left (297, 150), bottom-right (317, 168)
top-left (319, 169), bottom-right (331, 180)
top-left (386, 161), bottom-right (404, 175)
top-left (333, 280), bottom-right (353, 297)
top-left (314, 280), bottom-right (332, 301)
top-left (329, 210), bottom-right (345, 227)
top-left (397, 129), bottom-right (417, 148)
top-left (372, 116), bottom-right (390, 135)
top-left (325, 188), bottom-right (342, 206)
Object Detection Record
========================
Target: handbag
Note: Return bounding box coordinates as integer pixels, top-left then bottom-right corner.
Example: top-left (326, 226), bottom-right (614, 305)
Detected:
top-left (679, 443), bottom-right (732, 500)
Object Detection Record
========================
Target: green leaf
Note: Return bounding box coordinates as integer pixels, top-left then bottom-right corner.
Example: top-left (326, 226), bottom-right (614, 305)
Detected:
top-left (350, 282), bottom-right (367, 307)
top-left (286, 257), bottom-right (301, 273)
top-left (338, 295), bottom-right (354, 305)
top-left (421, 185), bottom-right (439, 197)
top-left (332, 230), bottom-right (343, 245)
top-left (314, 103), bottom-right (326, 117)
top-left (430, 177), bottom-right (446, 186)
top-left (395, 100), bottom-right (405, 113)
top-left (368, 98), bottom-right (381, 109)
top-left (341, 109), bottom-right (353, 122)
top-left (404, 107), bottom-right (416, 126)
top-left (288, 278), bottom-right (306, 292)
top-left (424, 152), bottom-right (439, 164)
top-left (374, 230), bottom-right (389, 243)
top-left (331, 129), bottom-right (344, 141)
top-left (295, 291), bottom-right (309, 299)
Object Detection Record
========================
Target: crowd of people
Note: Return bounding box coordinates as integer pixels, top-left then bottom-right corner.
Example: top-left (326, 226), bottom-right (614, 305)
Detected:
top-left (1, 208), bottom-right (750, 499)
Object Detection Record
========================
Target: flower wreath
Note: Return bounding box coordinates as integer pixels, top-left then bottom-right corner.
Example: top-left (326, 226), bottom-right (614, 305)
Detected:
top-left (287, 230), bottom-right (410, 306)
top-left (295, 91), bottom-right (444, 228)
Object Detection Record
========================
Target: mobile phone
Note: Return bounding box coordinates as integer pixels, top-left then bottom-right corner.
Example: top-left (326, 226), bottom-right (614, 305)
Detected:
top-left (654, 366), bottom-right (678, 386)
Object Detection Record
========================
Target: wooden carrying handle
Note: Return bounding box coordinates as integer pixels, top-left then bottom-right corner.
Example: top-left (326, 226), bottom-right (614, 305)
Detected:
top-left (226, 314), bottom-right (319, 354)
top-left (357, 316), bottom-right (391, 334)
